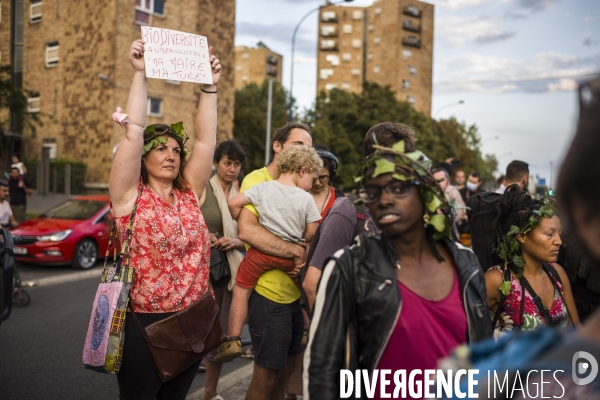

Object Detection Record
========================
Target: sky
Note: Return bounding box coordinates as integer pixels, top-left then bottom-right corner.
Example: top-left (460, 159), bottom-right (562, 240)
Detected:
top-left (234, 0), bottom-right (600, 187)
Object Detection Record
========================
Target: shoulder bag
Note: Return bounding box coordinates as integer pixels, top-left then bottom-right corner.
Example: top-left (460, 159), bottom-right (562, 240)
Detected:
top-left (82, 186), bottom-right (143, 374)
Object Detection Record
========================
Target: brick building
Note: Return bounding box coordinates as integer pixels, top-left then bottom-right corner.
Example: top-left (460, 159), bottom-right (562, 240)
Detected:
top-left (317, 0), bottom-right (433, 116)
top-left (0, 0), bottom-right (236, 184)
top-left (234, 42), bottom-right (283, 90)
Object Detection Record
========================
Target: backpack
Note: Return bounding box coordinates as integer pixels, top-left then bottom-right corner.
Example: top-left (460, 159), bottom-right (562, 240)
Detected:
top-left (467, 191), bottom-right (504, 272)
top-left (298, 193), bottom-right (368, 314)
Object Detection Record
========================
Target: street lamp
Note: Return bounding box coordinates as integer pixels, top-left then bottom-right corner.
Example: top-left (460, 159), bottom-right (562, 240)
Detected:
top-left (481, 135), bottom-right (499, 144)
top-left (288, 0), bottom-right (355, 121)
top-left (498, 151), bottom-right (513, 159)
top-left (433, 100), bottom-right (465, 118)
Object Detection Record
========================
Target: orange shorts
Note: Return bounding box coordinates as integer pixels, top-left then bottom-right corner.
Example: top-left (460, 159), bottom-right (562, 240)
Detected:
top-left (235, 247), bottom-right (296, 289)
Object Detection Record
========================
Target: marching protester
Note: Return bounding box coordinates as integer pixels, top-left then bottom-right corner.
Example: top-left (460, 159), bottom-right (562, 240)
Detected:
top-left (496, 160), bottom-right (529, 194)
top-left (458, 171), bottom-right (484, 203)
top-left (309, 146), bottom-right (344, 220)
top-left (7, 167), bottom-right (32, 224)
top-left (199, 140), bottom-right (246, 400)
top-left (432, 166), bottom-right (467, 233)
top-left (453, 169), bottom-right (466, 191)
top-left (304, 139), bottom-right (493, 399)
top-left (0, 182), bottom-right (18, 229)
top-left (108, 39), bottom-right (222, 398)
top-left (483, 185), bottom-right (580, 338)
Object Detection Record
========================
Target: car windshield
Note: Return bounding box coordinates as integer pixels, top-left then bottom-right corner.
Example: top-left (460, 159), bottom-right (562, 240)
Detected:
top-left (41, 200), bottom-right (106, 220)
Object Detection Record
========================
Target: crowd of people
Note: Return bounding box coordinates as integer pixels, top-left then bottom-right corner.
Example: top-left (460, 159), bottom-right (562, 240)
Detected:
top-left (2, 38), bottom-right (596, 399)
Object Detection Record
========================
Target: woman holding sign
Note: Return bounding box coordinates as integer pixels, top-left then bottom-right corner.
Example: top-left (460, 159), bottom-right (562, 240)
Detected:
top-left (109, 39), bottom-right (222, 399)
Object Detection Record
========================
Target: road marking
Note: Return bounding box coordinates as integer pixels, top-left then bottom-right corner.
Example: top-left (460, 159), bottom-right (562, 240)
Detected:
top-left (23, 268), bottom-right (103, 287)
top-left (186, 362), bottom-right (254, 400)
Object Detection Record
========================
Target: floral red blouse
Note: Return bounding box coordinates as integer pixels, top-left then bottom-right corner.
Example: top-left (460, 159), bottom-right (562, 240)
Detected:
top-left (113, 182), bottom-right (210, 313)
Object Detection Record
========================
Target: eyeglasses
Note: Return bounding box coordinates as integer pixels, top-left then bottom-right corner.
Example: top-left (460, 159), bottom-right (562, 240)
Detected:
top-left (312, 174), bottom-right (330, 184)
top-left (358, 180), bottom-right (419, 204)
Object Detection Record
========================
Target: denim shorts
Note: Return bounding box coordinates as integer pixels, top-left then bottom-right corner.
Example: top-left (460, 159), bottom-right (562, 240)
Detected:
top-left (247, 291), bottom-right (304, 370)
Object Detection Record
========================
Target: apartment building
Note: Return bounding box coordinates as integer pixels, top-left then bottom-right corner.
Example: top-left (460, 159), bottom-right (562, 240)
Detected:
top-left (317, 0), bottom-right (433, 116)
top-left (234, 42), bottom-right (283, 90)
top-left (0, 0), bottom-right (236, 184)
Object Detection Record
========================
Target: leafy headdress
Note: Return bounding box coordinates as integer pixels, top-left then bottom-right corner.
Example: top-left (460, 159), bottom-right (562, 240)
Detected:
top-left (355, 140), bottom-right (453, 241)
top-left (143, 122), bottom-right (190, 157)
top-left (493, 193), bottom-right (557, 295)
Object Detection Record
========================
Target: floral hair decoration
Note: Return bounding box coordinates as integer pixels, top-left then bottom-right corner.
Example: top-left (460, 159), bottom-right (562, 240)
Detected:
top-left (494, 193), bottom-right (557, 295)
top-left (111, 107), bottom-right (189, 157)
top-left (355, 139), bottom-right (453, 241)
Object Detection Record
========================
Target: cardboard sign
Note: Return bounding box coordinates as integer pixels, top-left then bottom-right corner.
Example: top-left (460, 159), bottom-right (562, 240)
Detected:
top-left (141, 26), bottom-right (213, 85)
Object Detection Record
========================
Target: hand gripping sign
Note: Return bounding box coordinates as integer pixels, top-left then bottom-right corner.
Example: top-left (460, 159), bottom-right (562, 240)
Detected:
top-left (141, 26), bottom-right (213, 85)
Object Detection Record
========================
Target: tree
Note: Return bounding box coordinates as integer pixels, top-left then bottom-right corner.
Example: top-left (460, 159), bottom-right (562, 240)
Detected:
top-left (0, 64), bottom-right (42, 137)
top-left (233, 80), bottom-right (290, 173)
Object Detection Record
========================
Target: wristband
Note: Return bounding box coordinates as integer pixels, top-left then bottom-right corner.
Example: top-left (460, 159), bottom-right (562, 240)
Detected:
top-left (201, 88), bottom-right (218, 94)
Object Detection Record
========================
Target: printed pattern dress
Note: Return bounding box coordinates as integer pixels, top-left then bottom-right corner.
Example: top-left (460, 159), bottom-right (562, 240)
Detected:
top-left (113, 181), bottom-right (211, 313)
top-left (490, 264), bottom-right (570, 339)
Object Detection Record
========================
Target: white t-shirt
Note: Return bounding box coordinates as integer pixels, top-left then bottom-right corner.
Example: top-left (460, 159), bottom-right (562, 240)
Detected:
top-left (0, 201), bottom-right (13, 226)
top-left (11, 162), bottom-right (25, 175)
top-left (243, 180), bottom-right (321, 244)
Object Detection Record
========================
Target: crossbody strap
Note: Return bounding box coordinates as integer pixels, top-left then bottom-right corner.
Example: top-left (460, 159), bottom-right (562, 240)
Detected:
top-left (519, 267), bottom-right (563, 326)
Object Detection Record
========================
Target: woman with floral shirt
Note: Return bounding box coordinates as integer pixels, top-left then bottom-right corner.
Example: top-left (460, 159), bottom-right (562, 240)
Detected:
top-left (484, 185), bottom-right (580, 338)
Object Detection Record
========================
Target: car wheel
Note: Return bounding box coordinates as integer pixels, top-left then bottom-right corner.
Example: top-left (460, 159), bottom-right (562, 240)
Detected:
top-left (72, 238), bottom-right (99, 270)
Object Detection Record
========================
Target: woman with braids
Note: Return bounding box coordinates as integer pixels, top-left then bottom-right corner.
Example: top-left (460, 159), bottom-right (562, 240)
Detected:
top-left (484, 185), bottom-right (580, 338)
top-left (304, 140), bottom-right (492, 399)
top-left (109, 40), bottom-right (222, 398)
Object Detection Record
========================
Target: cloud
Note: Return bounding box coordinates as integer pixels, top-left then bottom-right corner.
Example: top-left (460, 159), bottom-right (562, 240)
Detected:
top-left (435, 52), bottom-right (600, 93)
top-left (514, 0), bottom-right (561, 11)
top-left (436, 17), bottom-right (516, 46)
top-left (584, 15), bottom-right (598, 23)
top-left (235, 21), bottom-right (314, 55)
top-left (433, 0), bottom-right (495, 10)
top-left (584, 33), bottom-right (599, 46)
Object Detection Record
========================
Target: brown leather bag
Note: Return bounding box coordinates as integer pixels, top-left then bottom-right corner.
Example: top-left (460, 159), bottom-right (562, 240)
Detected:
top-left (129, 291), bottom-right (226, 382)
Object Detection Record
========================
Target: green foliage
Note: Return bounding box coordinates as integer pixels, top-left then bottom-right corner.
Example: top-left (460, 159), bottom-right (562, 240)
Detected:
top-left (233, 80), bottom-right (291, 173)
top-left (0, 64), bottom-right (43, 137)
top-left (24, 158), bottom-right (87, 195)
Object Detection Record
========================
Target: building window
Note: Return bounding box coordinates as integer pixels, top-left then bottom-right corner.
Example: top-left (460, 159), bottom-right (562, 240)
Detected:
top-left (407, 95), bottom-right (416, 104)
top-left (266, 65), bottom-right (277, 76)
top-left (402, 79), bottom-right (411, 90)
top-left (341, 82), bottom-right (351, 90)
top-left (28, 93), bottom-right (40, 113)
top-left (147, 97), bottom-right (162, 117)
top-left (374, 6), bottom-right (381, 15)
top-left (30, 0), bottom-right (42, 23)
top-left (242, 52), bottom-right (249, 59)
top-left (343, 24), bottom-right (352, 34)
top-left (320, 40), bottom-right (337, 50)
top-left (320, 68), bottom-right (334, 80)
top-left (373, 65), bottom-right (380, 74)
top-left (242, 75), bottom-right (248, 81)
top-left (351, 68), bottom-right (360, 76)
top-left (325, 83), bottom-right (338, 90)
top-left (342, 53), bottom-right (351, 62)
top-left (368, 52), bottom-right (374, 61)
top-left (407, 5), bottom-right (419, 15)
top-left (352, 10), bottom-right (362, 20)
top-left (321, 25), bottom-right (337, 37)
top-left (352, 39), bottom-right (361, 48)
top-left (43, 138), bottom-right (57, 159)
top-left (153, 0), bottom-right (165, 16)
top-left (402, 49), bottom-right (412, 60)
top-left (374, 36), bottom-right (380, 45)
top-left (135, 0), bottom-right (151, 24)
top-left (45, 42), bottom-right (59, 68)
top-left (408, 65), bottom-right (416, 75)
top-left (368, 23), bottom-right (374, 32)
top-left (236, 65), bottom-right (242, 72)
top-left (321, 11), bottom-right (337, 22)
top-left (326, 54), bottom-right (340, 66)
top-left (403, 18), bottom-right (413, 27)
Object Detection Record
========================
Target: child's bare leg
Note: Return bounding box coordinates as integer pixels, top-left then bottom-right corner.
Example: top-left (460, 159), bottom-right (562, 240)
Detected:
top-left (228, 284), bottom-right (252, 337)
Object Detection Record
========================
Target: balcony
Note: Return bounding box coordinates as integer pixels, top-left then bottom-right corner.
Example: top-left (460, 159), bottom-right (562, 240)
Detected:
top-left (402, 20), bottom-right (421, 33)
top-left (403, 5), bottom-right (421, 18)
top-left (320, 40), bottom-right (339, 51)
top-left (321, 26), bottom-right (339, 37)
top-left (266, 65), bottom-right (278, 77)
top-left (321, 11), bottom-right (338, 22)
top-left (266, 55), bottom-right (278, 65)
top-left (402, 37), bottom-right (421, 48)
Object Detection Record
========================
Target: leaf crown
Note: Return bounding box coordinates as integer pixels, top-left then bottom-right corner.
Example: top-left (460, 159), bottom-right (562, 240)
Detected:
top-left (494, 193), bottom-right (557, 295)
top-left (355, 139), bottom-right (453, 241)
top-left (143, 122), bottom-right (189, 157)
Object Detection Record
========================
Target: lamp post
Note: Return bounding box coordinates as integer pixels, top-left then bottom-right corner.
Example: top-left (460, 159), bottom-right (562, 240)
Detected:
top-left (288, 0), bottom-right (355, 121)
top-left (431, 100), bottom-right (464, 136)
top-left (481, 135), bottom-right (499, 144)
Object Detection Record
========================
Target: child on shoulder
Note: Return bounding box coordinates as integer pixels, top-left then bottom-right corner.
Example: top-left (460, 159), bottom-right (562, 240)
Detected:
top-left (213, 145), bottom-right (323, 363)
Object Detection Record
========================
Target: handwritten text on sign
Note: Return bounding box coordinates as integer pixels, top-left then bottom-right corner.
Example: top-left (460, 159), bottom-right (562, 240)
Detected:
top-left (141, 27), bottom-right (213, 85)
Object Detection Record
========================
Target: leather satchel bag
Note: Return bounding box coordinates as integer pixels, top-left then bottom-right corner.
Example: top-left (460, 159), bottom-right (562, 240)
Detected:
top-left (129, 290), bottom-right (226, 382)
top-left (209, 247), bottom-right (231, 287)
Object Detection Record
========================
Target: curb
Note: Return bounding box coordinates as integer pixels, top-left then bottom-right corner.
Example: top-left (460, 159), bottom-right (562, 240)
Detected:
top-left (23, 268), bottom-right (103, 287)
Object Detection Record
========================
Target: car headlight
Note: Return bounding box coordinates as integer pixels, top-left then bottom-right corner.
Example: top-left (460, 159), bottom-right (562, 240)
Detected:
top-left (38, 230), bottom-right (73, 242)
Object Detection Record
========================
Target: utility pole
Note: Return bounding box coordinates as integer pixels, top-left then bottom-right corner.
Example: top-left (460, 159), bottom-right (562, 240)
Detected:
top-left (265, 79), bottom-right (274, 166)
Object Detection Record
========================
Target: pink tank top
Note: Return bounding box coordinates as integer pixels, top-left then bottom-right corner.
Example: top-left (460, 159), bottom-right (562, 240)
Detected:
top-left (113, 182), bottom-right (211, 313)
top-left (374, 269), bottom-right (468, 399)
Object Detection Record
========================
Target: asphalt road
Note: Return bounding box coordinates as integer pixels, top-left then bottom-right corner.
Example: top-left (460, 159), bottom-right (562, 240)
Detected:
top-left (0, 276), bottom-right (251, 400)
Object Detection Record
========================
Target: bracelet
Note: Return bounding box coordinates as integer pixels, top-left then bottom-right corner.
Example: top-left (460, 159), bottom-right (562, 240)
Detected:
top-left (201, 88), bottom-right (218, 94)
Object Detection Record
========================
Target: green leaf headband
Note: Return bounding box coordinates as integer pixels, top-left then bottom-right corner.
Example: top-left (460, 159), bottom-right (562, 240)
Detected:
top-left (493, 193), bottom-right (557, 295)
top-left (143, 122), bottom-right (190, 157)
top-left (355, 140), bottom-right (453, 241)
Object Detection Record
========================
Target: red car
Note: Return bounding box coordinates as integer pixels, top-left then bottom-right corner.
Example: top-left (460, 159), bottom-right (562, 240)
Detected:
top-left (11, 195), bottom-right (111, 269)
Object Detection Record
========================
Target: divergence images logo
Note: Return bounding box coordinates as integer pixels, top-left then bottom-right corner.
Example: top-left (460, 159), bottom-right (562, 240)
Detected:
top-left (572, 351), bottom-right (598, 386)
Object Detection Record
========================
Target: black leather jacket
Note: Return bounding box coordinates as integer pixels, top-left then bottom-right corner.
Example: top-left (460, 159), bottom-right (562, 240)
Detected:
top-left (304, 235), bottom-right (493, 399)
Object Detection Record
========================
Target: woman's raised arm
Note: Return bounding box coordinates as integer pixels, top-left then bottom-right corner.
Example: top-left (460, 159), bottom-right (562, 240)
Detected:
top-left (184, 47), bottom-right (222, 198)
top-left (109, 40), bottom-right (148, 217)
